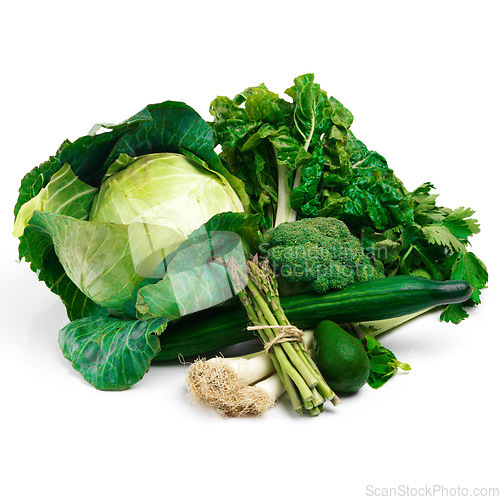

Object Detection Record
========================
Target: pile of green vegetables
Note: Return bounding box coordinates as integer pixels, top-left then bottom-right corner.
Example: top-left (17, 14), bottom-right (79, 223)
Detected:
top-left (13, 74), bottom-right (487, 415)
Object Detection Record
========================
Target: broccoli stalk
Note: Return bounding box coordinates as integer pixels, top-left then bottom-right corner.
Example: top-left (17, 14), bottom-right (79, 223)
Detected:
top-left (232, 256), bottom-right (339, 415)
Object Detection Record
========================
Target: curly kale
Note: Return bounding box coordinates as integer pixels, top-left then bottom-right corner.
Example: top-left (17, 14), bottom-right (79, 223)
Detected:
top-left (259, 217), bottom-right (385, 293)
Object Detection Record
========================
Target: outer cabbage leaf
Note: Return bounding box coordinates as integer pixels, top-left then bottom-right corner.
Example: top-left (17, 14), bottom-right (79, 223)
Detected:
top-left (59, 316), bottom-right (167, 390)
top-left (23, 223), bottom-right (107, 321)
top-left (15, 162), bottom-right (104, 320)
top-left (24, 212), bottom-right (182, 312)
top-left (136, 212), bottom-right (259, 320)
top-left (14, 142), bottom-right (70, 219)
top-left (14, 163), bottom-right (98, 237)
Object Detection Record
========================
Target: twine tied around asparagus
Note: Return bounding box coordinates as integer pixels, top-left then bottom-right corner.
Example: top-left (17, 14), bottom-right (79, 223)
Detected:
top-left (247, 324), bottom-right (305, 353)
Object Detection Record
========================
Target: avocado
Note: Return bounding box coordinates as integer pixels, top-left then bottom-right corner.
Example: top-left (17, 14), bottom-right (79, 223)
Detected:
top-left (311, 320), bottom-right (370, 393)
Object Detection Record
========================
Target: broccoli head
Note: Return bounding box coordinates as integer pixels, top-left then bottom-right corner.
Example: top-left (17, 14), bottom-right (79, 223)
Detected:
top-left (259, 217), bottom-right (385, 293)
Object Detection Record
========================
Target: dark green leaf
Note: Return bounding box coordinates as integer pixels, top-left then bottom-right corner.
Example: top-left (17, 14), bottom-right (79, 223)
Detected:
top-left (323, 141), bottom-right (414, 233)
top-left (285, 73), bottom-right (332, 148)
top-left (449, 251), bottom-right (488, 304)
top-left (59, 127), bottom-right (130, 186)
top-left (359, 335), bottom-right (411, 389)
top-left (345, 131), bottom-right (369, 165)
top-left (290, 146), bottom-right (324, 215)
top-left (440, 303), bottom-right (470, 323)
top-left (441, 208), bottom-right (480, 239)
top-left (329, 97), bottom-right (354, 130)
top-left (210, 95), bottom-right (257, 148)
top-left (59, 316), bottom-right (167, 390)
top-left (421, 224), bottom-right (465, 252)
top-left (244, 86), bottom-right (286, 124)
top-left (316, 191), bottom-right (350, 217)
top-left (361, 227), bottom-right (401, 265)
top-left (107, 102), bottom-right (216, 169)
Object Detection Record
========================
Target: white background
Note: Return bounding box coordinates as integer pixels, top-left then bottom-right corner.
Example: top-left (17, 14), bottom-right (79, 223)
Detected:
top-left (1, 1), bottom-right (498, 499)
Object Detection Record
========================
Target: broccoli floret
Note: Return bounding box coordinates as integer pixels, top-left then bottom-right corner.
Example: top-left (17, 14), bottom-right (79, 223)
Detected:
top-left (259, 217), bottom-right (385, 293)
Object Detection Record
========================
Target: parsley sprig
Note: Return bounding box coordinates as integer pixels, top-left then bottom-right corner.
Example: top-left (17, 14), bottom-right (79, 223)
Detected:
top-left (361, 182), bottom-right (487, 323)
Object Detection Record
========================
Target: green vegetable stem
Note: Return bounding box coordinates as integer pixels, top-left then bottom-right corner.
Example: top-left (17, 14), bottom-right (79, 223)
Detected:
top-left (234, 257), bottom-right (339, 415)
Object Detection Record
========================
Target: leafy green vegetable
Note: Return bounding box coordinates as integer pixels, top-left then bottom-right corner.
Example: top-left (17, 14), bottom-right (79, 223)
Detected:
top-left (13, 163), bottom-right (98, 237)
top-left (209, 74), bottom-right (354, 228)
top-left (211, 75), bottom-right (487, 322)
top-left (360, 182), bottom-right (487, 321)
top-left (25, 211), bottom-right (166, 312)
top-left (359, 335), bottom-right (411, 389)
top-left (22, 212), bottom-right (108, 321)
top-left (59, 316), bottom-right (167, 391)
top-left (14, 101), bottom-right (251, 390)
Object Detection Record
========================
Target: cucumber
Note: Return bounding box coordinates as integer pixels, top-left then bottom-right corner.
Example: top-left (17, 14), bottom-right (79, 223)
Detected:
top-left (154, 276), bottom-right (471, 361)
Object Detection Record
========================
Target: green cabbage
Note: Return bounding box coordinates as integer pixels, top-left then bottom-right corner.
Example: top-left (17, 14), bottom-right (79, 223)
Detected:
top-left (13, 100), bottom-right (255, 390)
top-left (15, 152), bottom-right (245, 311)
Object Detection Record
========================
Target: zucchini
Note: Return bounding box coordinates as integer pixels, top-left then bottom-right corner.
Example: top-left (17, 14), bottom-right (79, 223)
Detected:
top-left (154, 276), bottom-right (471, 361)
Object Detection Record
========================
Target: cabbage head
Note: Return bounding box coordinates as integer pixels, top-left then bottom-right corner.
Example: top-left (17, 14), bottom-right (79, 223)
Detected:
top-left (13, 101), bottom-right (257, 390)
